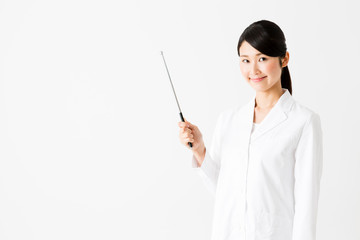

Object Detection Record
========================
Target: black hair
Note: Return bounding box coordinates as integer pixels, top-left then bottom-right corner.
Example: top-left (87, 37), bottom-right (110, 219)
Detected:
top-left (237, 20), bottom-right (292, 95)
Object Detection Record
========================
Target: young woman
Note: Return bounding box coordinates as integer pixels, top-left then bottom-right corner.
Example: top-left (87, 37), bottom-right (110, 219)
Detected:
top-left (178, 20), bottom-right (323, 240)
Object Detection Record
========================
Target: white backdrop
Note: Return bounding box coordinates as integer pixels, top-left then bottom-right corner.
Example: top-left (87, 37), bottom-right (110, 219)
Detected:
top-left (0, 0), bottom-right (359, 239)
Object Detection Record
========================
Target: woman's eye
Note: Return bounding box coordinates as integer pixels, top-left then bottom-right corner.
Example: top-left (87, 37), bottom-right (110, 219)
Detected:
top-left (241, 57), bottom-right (265, 63)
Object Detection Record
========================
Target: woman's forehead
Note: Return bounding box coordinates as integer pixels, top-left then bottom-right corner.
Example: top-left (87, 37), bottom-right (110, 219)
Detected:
top-left (239, 41), bottom-right (263, 57)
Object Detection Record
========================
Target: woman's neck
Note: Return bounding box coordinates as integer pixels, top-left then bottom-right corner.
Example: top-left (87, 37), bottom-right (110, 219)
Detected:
top-left (255, 87), bottom-right (285, 109)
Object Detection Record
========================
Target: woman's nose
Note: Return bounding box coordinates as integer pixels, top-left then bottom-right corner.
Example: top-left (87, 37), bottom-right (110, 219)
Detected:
top-left (250, 63), bottom-right (261, 75)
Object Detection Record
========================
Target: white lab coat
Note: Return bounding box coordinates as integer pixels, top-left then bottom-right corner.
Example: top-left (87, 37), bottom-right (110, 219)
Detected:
top-left (192, 88), bottom-right (323, 240)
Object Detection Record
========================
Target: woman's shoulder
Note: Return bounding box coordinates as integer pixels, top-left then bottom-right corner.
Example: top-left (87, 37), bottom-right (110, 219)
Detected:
top-left (291, 99), bottom-right (321, 121)
top-left (288, 98), bottom-right (322, 131)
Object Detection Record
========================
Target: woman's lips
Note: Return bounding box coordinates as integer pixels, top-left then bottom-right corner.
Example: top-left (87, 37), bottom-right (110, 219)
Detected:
top-left (251, 76), bottom-right (267, 82)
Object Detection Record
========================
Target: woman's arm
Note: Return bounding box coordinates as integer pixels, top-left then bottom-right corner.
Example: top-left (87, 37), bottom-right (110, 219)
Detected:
top-left (292, 113), bottom-right (323, 240)
top-left (191, 112), bottom-right (224, 196)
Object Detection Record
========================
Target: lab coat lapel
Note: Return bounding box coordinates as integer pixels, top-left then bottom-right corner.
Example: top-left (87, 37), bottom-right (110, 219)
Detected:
top-left (249, 88), bottom-right (294, 142)
top-left (232, 97), bottom-right (255, 152)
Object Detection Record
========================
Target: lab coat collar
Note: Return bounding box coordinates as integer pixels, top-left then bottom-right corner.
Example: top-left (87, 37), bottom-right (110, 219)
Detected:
top-left (240, 88), bottom-right (294, 143)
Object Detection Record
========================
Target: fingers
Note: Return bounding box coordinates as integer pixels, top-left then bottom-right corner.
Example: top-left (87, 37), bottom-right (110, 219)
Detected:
top-left (179, 125), bottom-right (192, 136)
top-left (180, 127), bottom-right (192, 138)
top-left (178, 119), bottom-right (199, 148)
top-left (178, 121), bottom-right (189, 128)
top-left (178, 119), bottom-right (196, 129)
top-left (178, 127), bottom-right (194, 146)
top-left (183, 136), bottom-right (194, 143)
top-left (184, 118), bottom-right (194, 128)
top-left (186, 132), bottom-right (194, 139)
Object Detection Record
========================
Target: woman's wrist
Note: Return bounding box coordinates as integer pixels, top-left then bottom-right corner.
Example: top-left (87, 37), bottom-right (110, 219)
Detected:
top-left (193, 145), bottom-right (206, 167)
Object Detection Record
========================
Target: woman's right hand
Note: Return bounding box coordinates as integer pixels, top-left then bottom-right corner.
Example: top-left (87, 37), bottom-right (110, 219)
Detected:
top-left (178, 119), bottom-right (206, 165)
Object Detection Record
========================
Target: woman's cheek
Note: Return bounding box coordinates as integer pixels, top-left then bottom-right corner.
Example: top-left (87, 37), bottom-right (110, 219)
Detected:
top-left (239, 67), bottom-right (248, 80)
top-left (264, 61), bottom-right (280, 75)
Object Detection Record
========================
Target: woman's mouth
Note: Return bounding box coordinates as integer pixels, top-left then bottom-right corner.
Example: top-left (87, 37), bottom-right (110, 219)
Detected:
top-left (251, 76), bottom-right (267, 82)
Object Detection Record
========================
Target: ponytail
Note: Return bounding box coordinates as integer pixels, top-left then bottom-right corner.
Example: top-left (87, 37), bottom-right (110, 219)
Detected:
top-left (281, 65), bottom-right (292, 95)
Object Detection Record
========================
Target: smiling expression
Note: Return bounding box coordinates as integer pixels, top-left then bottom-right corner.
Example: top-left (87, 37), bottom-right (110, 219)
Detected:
top-left (239, 41), bottom-right (289, 92)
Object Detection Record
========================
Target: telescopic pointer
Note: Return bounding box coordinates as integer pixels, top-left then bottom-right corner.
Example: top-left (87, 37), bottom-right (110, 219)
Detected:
top-left (160, 51), bottom-right (193, 149)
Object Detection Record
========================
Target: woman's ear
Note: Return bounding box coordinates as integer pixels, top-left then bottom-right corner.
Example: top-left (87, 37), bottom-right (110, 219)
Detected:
top-left (282, 51), bottom-right (290, 68)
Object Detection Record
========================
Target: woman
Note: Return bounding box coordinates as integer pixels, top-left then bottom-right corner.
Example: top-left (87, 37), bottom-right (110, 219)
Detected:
top-left (178, 20), bottom-right (323, 240)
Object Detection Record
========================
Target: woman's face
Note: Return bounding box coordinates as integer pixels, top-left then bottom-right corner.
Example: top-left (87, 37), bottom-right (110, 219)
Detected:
top-left (239, 41), bottom-right (289, 93)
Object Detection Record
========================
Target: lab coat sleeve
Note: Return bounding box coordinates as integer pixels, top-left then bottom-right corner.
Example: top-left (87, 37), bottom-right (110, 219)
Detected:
top-left (191, 112), bottom-right (224, 196)
top-left (292, 113), bottom-right (323, 240)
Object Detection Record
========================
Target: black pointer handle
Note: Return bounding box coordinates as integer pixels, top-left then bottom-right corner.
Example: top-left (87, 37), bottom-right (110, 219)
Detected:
top-left (179, 112), bottom-right (193, 148)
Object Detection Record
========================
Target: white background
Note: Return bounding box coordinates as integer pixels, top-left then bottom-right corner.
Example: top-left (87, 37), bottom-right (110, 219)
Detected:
top-left (0, 0), bottom-right (359, 239)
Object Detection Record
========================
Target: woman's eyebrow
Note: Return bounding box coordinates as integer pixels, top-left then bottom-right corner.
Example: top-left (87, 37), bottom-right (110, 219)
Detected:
top-left (239, 53), bottom-right (263, 57)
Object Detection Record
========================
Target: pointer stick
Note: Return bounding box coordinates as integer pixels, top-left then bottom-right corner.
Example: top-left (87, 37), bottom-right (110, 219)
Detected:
top-left (160, 51), bottom-right (193, 149)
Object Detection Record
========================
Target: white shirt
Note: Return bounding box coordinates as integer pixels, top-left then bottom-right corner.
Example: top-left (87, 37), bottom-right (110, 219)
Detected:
top-left (191, 88), bottom-right (323, 240)
top-left (251, 122), bottom-right (260, 134)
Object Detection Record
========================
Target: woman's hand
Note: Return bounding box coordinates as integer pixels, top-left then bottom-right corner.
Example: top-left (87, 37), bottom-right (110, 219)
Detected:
top-left (178, 119), bottom-right (206, 166)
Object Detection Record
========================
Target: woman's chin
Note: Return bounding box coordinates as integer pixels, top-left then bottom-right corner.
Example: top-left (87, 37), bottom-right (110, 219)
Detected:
top-left (249, 84), bottom-right (267, 92)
